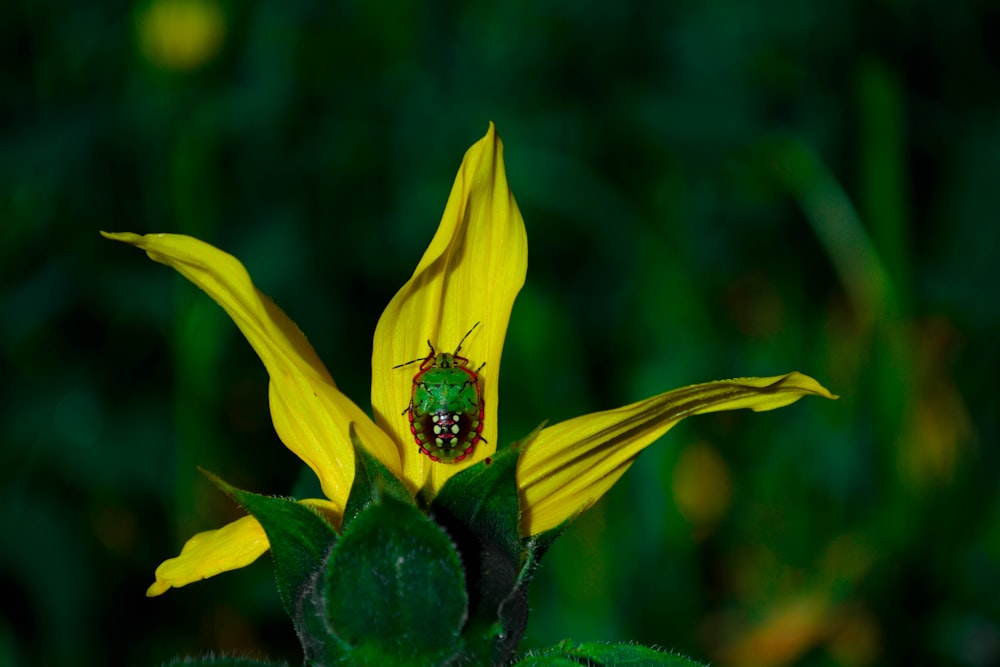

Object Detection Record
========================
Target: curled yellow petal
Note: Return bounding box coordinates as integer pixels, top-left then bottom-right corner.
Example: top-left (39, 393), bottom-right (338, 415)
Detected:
top-left (102, 232), bottom-right (401, 510)
top-left (146, 515), bottom-right (267, 596)
top-left (371, 123), bottom-right (528, 495)
top-left (145, 497), bottom-right (339, 596)
top-left (518, 372), bottom-right (837, 535)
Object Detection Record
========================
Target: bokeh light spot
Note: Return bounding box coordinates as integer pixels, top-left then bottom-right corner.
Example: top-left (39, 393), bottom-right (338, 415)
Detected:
top-left (672, 439), bottom-right (732, 536)
top-left (137, 0), bottom-right (226, 71)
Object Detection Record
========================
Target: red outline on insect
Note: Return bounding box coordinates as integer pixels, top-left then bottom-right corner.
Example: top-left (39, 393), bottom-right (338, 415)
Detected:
top-left (394, 323), bottom-right (486, 463)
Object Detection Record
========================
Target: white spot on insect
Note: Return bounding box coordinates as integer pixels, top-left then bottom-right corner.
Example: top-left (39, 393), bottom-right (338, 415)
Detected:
top-left (433, 425), bottom-right (442, 435)
top-left (451, 424), bottom-right (460, 435)
top-left (431, 414), bottom-right (440, 422)
top-left (435, 437), bottom-right (445, 446)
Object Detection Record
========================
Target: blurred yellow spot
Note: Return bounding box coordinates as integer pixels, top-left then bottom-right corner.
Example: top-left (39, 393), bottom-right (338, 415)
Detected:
top-left (138, 0), bottom-right (225, 71)
top-left (716, 594), bottom-right (881, 667)
top-left (717, 593), bottom-right (830, 666)
top-left (899, 317), bottom-right (974, 487)
top-left (713, 536), bottom-right (881, 667)
top-left (827, 604), bottom-right (882, 666)
top-left (672, 440), bottom-right (731, 536)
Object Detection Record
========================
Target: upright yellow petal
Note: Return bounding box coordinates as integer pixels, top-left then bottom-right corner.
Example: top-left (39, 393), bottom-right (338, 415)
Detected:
top-left (518, 372), bottom-right (837, 535)
top-left (103, 232), bottom-right (401, 511)
top-left (371, 123), bottom-right (528, 495)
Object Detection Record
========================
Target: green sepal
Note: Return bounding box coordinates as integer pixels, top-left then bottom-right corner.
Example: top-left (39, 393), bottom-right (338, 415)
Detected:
top-left (200, 470), bottom-right (345, 665)
top-left (342, 423), bottom-right (414, 528)
top-left (515, 640), bottom-right (707, 666)
top-left (201, 470), bottom-right (336, 614)
top-left (324, 490), bottom-right (469, 665)
top-left (430, 443), bottom-right (521, 662)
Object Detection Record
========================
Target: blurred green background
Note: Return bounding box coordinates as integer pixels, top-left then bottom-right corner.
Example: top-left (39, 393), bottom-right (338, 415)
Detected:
top-left (3, 0), bottom-right (998, 664)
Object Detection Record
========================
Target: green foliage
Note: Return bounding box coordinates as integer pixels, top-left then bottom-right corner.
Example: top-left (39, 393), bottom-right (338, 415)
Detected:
top-left (207, 474), bottom-right (344, 663)
top-left (324, 492), bottom-right (468, 666)
top-left (207, 473), bottom-right (337, 619)
top-left (517, 640), bottom-right (706, 666)
top-left (429, 444), bottom-right (526, 662)
top-left (342, 426), bottom-right (413, 528)
top-left (203, 442), bottom-right (558, 665)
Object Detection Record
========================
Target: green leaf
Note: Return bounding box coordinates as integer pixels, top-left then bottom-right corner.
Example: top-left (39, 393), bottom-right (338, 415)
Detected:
top-left (203, 471), bottom-right (336, 613)
top-left (343, 423), bottom-right (414, 528)
top-left (511, 657), bottom-right (580, 667)
top-left (516, 640), bottom-right (707, 666)
top-left (202, 471), bottom-right (345, 664)
top-left (568, 642), bottom-right (706, 666)
top-left (432, 445), bottom-right (521, 560)
top-left (430, 444), bottom-right (523, 661)
top-left (325, 491), bottom-right (468, 664)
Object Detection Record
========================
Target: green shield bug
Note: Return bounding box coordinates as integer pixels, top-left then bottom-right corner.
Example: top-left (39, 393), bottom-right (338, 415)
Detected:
top-left (394, 323), bottom-right (485, 463)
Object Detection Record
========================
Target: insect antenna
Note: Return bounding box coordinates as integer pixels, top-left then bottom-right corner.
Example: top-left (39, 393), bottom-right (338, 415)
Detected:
top-left (392, 341), bottom-right (437, 369)
top-left (454, 321), bottom-right (481, 354)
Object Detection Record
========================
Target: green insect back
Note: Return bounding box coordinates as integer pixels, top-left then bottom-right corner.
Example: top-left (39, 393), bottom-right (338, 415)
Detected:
top-left (395, 325), bottom-right (485, 463)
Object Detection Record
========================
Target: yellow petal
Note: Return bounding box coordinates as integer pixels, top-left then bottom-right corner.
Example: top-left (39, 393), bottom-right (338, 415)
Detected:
top-left (145, 498), bottom-right (339, 595)
top-left (518, 372), bottom-right (837, 535)
top-left (146, 514), bottom-right (267, 596)
top-left (102, 232), bottom-right (401, 510)
top-left (371, 123), bottom-right (528, 495)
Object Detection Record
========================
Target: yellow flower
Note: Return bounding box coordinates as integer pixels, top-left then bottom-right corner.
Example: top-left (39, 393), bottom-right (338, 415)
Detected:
top-left (104, 123), bottom-right (835, 597)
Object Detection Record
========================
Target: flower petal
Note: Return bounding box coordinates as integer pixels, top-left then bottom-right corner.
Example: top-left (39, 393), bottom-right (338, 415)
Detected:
top-left (371, 123), bottom-right (528, 495)
top-left (145, 498), bottom-right (340, 595)
top-left (103, 232), bottom-right (401, 510)
top-left (146, 514), bottom-right (267, 596)
top-left (517, 372), bottom-right (837, 535)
